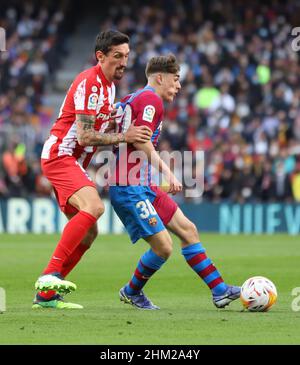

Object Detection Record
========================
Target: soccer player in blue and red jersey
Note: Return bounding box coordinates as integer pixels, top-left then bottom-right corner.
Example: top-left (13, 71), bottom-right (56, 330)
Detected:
top-left (109, 54), bottom-right (240, 310)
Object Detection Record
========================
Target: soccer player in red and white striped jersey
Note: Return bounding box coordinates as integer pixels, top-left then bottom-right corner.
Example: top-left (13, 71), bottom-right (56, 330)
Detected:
top-left (33, 30), bottom-right (152, 309)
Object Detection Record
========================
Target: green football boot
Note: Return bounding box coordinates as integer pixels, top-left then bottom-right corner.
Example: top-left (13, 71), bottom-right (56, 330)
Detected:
top-left (32, 294), bottom-right (83, 309)
top-left (34, 273), bottom-right (77, 294)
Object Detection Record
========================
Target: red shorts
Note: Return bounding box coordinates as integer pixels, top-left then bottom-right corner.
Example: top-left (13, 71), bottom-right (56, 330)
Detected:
top-left (41, 156), bottom-right (96, 215)
top-left (150, 185), bottom-right (178, 225)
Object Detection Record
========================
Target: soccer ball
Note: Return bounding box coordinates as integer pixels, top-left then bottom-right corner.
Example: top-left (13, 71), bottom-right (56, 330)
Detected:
top-left (240, 276), bottom-right (277, 312)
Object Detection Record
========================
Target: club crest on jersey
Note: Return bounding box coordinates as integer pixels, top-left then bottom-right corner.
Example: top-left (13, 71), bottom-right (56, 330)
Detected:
top-left (142, 105), bottom-right (155, 123)
top-left (88, 93), bottom-right (99, 110)
top-left (148, 217), bottom-right (157, 226)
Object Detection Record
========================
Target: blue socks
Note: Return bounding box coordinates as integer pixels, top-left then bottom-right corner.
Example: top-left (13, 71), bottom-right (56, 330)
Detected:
top-left (125, 249), bottom-right (166, 295)
top-left (182, 243), bottom-right (228, 295)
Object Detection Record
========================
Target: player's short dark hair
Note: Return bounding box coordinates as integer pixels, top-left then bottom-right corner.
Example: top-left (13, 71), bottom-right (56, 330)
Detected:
top-left (145, 54), bottom-right (180, 77)
top-left (94, 30), bottom-right (129, 56)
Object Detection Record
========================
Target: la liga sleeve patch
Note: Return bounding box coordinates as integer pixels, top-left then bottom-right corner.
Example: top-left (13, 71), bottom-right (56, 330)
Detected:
top-left (142, 105), bottom-right (156, 123)
top-left (87, 93), bottom-right (99, 110)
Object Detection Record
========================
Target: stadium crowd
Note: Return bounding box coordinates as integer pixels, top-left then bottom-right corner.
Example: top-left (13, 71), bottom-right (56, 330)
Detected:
top-left (0, 0), bottom-right (79, 198)
top-left (1, 0), bottom-right (300, 203)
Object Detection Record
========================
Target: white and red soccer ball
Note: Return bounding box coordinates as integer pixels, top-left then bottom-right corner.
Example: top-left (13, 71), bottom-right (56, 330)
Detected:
top-left (240, 276), bottom-right (277, 312)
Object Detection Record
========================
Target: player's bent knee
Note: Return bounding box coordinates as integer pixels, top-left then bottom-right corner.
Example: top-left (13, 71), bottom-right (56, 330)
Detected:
top-left (184, 220), bottom-right (198, 237)
top-left (164, 245), bottom-right (173, 258)
top-left (190, 222), bottom-right (198, 235)
top-left (159, 243), bottom-right (173, 259)
top-left (177, 220), bottom-right (199, 244)
top-left (93, 203), bottom-right (105, 219)
top-left (93, 202), bottom-right (105, 218)
top-left (84, 202), bottom-right (105, 219)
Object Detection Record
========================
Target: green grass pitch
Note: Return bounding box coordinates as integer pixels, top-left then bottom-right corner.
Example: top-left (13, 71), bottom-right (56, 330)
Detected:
top-left (0, 233), bottom-right (299, 344)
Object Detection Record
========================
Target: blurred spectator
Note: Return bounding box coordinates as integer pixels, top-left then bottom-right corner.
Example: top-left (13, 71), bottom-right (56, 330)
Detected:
top-left (2, 140), bottom-right (27, 196)
top-left (273, 161), bottom-right (293, 201)
top-left (291, 162), bottom-right (300, 202)
top-left (0, 0), bottom-right (80, 197)
top-left (256, 160), bottom-right (275, 201)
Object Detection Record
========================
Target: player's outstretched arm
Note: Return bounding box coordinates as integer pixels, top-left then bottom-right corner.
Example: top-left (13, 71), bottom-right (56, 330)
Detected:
top-left (134, 140), bottom-right (182, 195)
top-left (76, 114), bottom-right (152, 146)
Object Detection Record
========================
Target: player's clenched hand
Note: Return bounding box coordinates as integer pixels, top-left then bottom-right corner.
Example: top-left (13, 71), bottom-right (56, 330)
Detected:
top-left (168, 177), bottom-right (183, 195)
top-left (108, 106), bottom-right (119, 121)
top-left (124, 124), bottom-right (152, 143)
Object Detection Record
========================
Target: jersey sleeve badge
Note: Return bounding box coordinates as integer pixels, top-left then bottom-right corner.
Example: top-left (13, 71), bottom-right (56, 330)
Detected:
top-left (87, 93), bottom-right (99, 110)
top-left (142, 105), bottom-right (155, 123)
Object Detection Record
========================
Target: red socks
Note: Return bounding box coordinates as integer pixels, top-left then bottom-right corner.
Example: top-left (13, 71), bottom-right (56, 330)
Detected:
top-left (61, 243), bottom-right (90, 278)
top-left (43, 210), bottom-right (97, 275)
top-left (37, 243), bottom-right (91, 301)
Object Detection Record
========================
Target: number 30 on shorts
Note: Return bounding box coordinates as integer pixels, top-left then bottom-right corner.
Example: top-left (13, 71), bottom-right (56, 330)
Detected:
top-left (136, 199), bottom-right (157, 219)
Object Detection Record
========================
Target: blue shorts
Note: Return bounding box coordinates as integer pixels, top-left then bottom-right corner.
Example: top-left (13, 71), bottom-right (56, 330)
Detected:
top-left (109, 185), bottom-right (166, 243)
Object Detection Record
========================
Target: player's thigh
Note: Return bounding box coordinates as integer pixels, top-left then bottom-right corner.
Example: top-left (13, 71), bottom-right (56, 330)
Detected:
top-left (167, 207), bottom-right (199, 245)
top-left (42, 156), bottom-right (98, 215)
top-left (151, 185), bottom-right (178, 225)
top-left (68, 186), bottom-right (105, 219)
top-left (110, 186), bottom-right (167, 244)
top-left (144, 229), bottom-right (173, 259)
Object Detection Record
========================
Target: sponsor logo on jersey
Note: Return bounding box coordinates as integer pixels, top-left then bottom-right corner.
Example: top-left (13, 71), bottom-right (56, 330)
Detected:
top-left (87, 93), bottom-right (99, 110)
top-left (142, 105), bottom-right (155, 123)
top-left (96, 112), bottom-right (111, 120)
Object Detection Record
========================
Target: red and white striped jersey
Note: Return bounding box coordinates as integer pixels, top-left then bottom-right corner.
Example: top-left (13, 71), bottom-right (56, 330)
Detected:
top-left (41, 63), bottom-right (115, 169)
